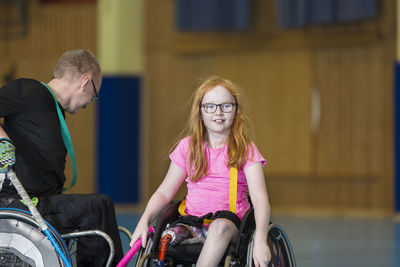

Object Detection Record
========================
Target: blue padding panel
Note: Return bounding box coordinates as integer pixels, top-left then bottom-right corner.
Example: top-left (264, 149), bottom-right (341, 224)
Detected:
top-left (336, 0), bottom-right (377, 22)
top-left (395, 63), bottom-right (400, 212)
top-left (176, 0), bottom-right (251, 31)
top-left (277, 0), bottom-right (377, 28)
top-left (97, 76), bottom-right (140, 203)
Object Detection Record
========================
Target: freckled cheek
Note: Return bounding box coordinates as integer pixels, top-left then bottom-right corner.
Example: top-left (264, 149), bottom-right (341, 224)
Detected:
top-left (203, 118), bottom-right (213, 127)
top-left (226, 115), bottom-right (235, 124)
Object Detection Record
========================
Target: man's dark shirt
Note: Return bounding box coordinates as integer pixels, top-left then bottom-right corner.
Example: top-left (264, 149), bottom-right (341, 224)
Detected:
top-left (0, 78), bottom-right (66, 197)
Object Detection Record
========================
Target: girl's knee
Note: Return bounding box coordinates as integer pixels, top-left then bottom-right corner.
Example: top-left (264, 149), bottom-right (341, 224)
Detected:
top-left (208, 218), bottom-right (237, 236)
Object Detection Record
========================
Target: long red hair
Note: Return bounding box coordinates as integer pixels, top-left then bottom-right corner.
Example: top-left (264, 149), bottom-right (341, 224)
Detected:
top-left (173, 76), bottom-right (254, 182)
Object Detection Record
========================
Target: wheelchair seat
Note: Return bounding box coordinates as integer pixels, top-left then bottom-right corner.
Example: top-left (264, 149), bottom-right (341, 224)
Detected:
top-left (135, 201), bottom-right (296, 267)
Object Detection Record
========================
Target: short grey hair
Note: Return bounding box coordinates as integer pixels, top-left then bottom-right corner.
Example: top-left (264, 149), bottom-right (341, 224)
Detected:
top-left (53, 49), bottom-right (101, 80)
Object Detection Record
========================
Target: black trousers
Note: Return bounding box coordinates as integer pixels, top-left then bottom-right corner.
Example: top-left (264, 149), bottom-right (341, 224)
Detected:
top-left (0, 193), bottom-right (124, 267)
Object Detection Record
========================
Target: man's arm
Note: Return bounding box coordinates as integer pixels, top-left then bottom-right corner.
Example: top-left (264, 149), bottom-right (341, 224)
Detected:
top-left (0, 119), bottom-right (16, 174)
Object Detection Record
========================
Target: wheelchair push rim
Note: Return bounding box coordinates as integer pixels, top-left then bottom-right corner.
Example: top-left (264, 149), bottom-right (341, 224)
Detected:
top-left (246, 224), bottom-right (296, 267)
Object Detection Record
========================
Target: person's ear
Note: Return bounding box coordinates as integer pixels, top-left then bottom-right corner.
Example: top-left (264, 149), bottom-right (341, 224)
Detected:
top-left (80, 74), bottom-right (91, 90)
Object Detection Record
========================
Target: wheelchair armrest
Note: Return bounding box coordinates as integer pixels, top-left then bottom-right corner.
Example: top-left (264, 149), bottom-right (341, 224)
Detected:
top-left (118, 225), bottom-right (132, 240)
top-left (62, 230), bottom-right (114, 267)
top-left (149, 200), bottom-right (181, 252)
top-left (234, 207), bottom-right (255, 256)
top-left (238, 207), bottom-right (255, 235)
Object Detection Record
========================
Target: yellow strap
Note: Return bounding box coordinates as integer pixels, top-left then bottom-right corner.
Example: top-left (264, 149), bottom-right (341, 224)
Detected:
top-left (229, 167), bottom-right (238, 213)
top-left (178, 167), bottom-right (238, 217)
top-left (178, 199), bottom-right (187, 216)
top-left (203, 219), bottom-right (213, 225)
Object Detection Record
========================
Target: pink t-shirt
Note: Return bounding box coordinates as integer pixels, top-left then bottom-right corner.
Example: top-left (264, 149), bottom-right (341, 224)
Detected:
top-left (169, 136), bottom-right (266, 219)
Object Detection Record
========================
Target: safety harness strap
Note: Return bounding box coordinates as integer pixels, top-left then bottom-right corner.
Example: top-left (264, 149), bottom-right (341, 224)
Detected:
top-left (41, 82), bottom-right (77, 191)
top-left (229, 167), bottom-right (238, 213)
top-left (178, 167), bottom-right (238, 223)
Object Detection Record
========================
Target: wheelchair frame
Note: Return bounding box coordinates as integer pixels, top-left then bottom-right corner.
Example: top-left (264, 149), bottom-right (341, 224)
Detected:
top-left (134, 201), bottom-right (296, 267)
top-left (0, 170), bottom-right (130, 267)
top-left (0, 208), bottom-right (70, 266)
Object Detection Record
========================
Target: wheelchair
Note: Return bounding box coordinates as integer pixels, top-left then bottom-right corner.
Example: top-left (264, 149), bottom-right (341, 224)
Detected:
top-left (0, 170), bottom-right (132, 267)
top-left (134, 201), bottom-right (296, 267)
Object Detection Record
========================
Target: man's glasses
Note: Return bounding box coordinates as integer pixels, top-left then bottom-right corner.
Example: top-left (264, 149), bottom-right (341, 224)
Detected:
top-left (201, 103), bottom-right (236, 114)
top-left (91, 79), bottom-right (99, 102)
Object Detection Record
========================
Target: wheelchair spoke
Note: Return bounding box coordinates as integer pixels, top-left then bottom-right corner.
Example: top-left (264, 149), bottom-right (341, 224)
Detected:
top-left (0, 209), bottom-right (69, 267)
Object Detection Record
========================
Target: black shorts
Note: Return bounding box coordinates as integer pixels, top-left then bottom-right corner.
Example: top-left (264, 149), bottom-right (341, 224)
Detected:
top-left (173, 210), bottom-right (241, 229)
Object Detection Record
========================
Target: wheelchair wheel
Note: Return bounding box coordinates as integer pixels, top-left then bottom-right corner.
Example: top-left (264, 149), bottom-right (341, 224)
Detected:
top-left (0, 208), bottom-right (70, 267)
top-left (136, 201), bottom-right (182, 267)
top-left (246, 224), bottom-right (296, 267)
top-left (135, 237), bottom-right (161, 267)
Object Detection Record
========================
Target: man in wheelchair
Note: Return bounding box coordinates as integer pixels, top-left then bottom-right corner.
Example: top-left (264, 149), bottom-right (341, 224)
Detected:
top-left (130, 76), bottom-right (271, 267)
top-left (0, 50), bottom-right (123, 266)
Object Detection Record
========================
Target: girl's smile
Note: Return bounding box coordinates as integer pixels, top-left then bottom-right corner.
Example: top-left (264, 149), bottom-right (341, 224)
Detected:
top-left (213, 118), bottom-right (225, 123)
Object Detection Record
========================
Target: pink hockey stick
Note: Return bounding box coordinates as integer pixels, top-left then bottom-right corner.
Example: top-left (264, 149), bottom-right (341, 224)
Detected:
top-left (116, 226), bottom-right (154, 267)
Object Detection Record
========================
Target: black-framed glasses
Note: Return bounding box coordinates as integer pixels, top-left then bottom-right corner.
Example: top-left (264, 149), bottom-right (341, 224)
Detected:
top-left (201, 103), bottom-right (236, 114)
top-left (91, 79), bottom-right (99, 102)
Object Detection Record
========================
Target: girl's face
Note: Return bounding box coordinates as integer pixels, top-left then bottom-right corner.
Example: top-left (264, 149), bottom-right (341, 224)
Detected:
top-left (200, 85), bottom-right (237, 137)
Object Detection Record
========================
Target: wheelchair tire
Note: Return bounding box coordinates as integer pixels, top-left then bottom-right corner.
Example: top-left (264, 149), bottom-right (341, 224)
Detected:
top-left (135, 201), bottom-right (181, 267)
top-left (0, 208), bottom-right (70, 267)
top-left (246, 224), bottom-right (296, 267)
top-left (135, 237), bottom-right (155, 267)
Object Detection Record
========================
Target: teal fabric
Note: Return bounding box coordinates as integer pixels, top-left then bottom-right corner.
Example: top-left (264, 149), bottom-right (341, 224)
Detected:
top-left (40, 82), bottom-right (77, 191)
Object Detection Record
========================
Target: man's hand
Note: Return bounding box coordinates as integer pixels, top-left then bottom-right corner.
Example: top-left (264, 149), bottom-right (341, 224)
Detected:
top-left (0, 138), bottom-right (15, 173)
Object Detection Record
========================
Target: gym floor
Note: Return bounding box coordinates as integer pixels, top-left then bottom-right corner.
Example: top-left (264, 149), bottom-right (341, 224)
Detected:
top-left (116, 212), bottom-right (400, 267)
